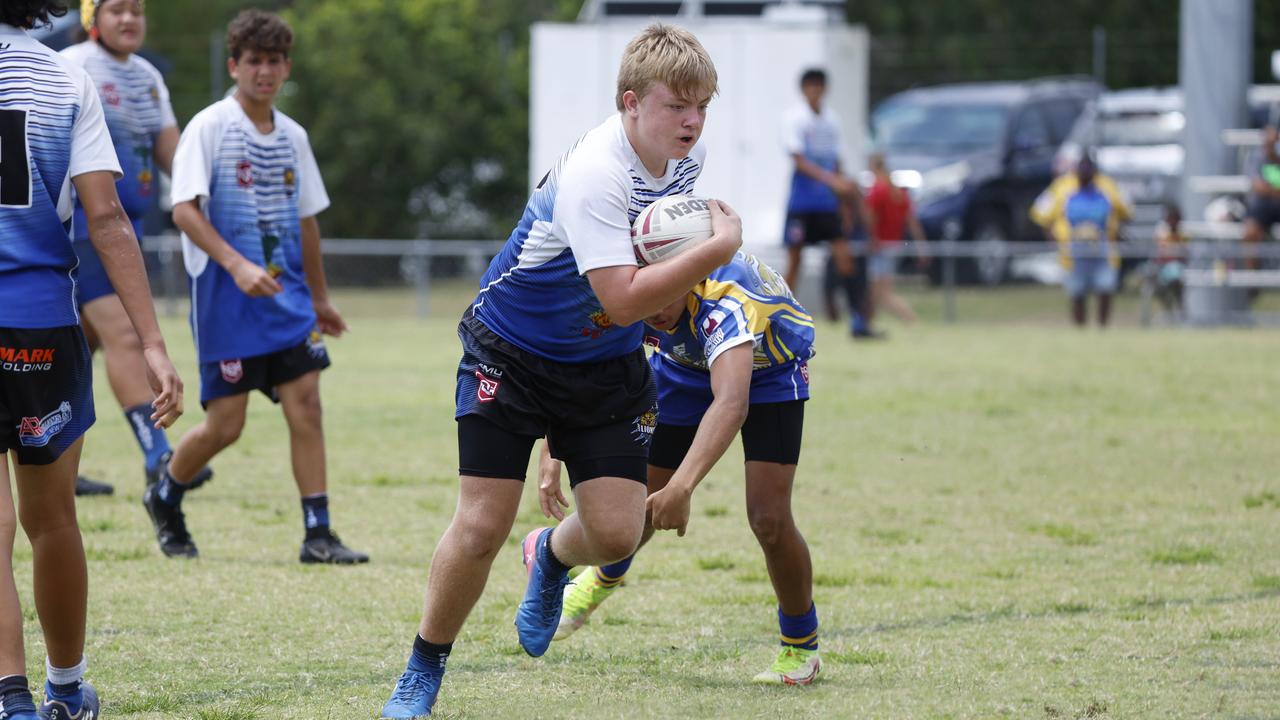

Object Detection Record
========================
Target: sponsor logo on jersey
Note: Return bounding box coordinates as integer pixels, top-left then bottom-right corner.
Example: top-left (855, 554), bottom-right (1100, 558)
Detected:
top-left (17, 401), bottom-right (72, 448)
top-left (578, 309), bottom-right (614, 340)
top-left (220, 359), bottom-right (244, 383)
top-left (150, 85), bottom-right (159, 102)
top-left (702, 309), bottom-right (726, 337)
top-left (475, 370), bottom-right (501, 403)
top-left (631, 405), bottom-right (658, 446)
top-left (643, 335), bottom-right (662, 350)
top-left (101, 82), bottom-right (120, 106)
top-left (237, 160), bottom-right (253, 188)
top-left (0, 346), bottom-right (55, 373)
top-left (283, 167), bottom-right (296, 197)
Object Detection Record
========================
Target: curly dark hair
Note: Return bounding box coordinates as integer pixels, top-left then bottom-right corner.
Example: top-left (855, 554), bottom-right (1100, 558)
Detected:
top-left (2, 0), bottom-right (68, 30)
top-left (226, 8), bottom-right (293, 60)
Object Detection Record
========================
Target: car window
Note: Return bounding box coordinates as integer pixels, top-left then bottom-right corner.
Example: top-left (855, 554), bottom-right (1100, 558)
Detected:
top-left (870, 102), bottom-right (1009, 153)
top-left (1011, 106), bottom-right (1051, 150)
top-left (1042, 99), bottom-right (1085, 143)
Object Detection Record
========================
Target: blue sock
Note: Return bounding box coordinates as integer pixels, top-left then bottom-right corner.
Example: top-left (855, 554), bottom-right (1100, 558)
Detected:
top-left (156, 470), bottom-right (188, 506)
top-left (597, 555), bottom-right (633, 587)
top-left (301, 494), bottom-right (330, 537)
top-left (43, 680), bottom-right (81, 714)
top-left (0, 675), bottom-right (36, 716)
top-left (124, 402), bottom-right (171, 471)
top-left (778, 603), bottom-right (819, 650)
top-left (407, 634), bottom-right (450, 674)
top-left (538, 529), bottom-right (570, 577)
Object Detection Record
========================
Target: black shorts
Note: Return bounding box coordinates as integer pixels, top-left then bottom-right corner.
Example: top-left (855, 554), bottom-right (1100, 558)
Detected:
top-left (784, 211), bottom-right (844, 247)
top-left (455, 315), bottom-right (656, 486)
top-left (1246, 196), bottom-right (1280, 229)
top-left (649, 400), bottom-right (804, 470)
top-left (0, 326), bottom-right (95, 465)
top-left (198, 332), bottom-right (331, 406)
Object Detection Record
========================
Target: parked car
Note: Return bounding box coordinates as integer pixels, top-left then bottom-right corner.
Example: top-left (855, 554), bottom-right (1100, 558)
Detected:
top-left (869, 77), bottom-right (1102, 284)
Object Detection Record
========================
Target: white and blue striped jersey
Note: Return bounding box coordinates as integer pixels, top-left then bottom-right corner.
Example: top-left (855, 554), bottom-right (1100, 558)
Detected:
top-left (471, 114), bottom-right (707, 363)
top-left (0, 24), bottom-right (121, 328)
top-left (781, 102), bottom-right (843, 214)
top-left (61, 41), bottom-right (176, 230)
top-left (170, 97), bottom-right (329, 362)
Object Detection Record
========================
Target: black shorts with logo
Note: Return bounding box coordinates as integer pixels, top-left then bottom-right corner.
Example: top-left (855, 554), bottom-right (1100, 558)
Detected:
top-left (455, 315), bottom-right (657, 486)
top-left (198, 331), bottom-right (331, 407)
top-left (649, 400), bottom-right (805, 470)
top-left (0, 326), bottom-right (95, 465)
top-left (784, 211), bottom-right (844, 247)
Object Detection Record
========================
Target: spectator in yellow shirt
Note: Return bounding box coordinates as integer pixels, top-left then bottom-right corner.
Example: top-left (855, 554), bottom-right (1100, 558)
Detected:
top-left (1030, 153), bottom-right (1132, 327)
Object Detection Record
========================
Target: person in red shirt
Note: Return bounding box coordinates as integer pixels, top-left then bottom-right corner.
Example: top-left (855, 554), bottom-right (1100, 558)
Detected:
top-left (864, 154), bottom-right (928, 325)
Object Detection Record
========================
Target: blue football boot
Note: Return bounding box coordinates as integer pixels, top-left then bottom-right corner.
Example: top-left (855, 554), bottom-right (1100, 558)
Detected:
top-left (514, 527), bottom-right (570, 657)
top-left (380, 667), bottom-right (443, 719)
top-left (38, 681), bottom-right (98, 719)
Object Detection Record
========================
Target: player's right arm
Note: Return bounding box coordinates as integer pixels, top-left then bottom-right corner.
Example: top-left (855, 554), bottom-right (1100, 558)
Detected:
top-left (172, 201), bottom-right (281, 297)
top-left (587, 200), bottom-right (742, 327)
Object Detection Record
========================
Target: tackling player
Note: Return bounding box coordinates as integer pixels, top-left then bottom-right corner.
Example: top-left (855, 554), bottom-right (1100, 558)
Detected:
top-left (148, 9), bottom-right (367, 564)
top-left (380, 23), bottom-right (741, 719)
top-left (61, 0), bottom-right (213, 497)
top-left (545, 251), bottom-right (822, 685)
top-left (0, 2), bottom-right (183, 717)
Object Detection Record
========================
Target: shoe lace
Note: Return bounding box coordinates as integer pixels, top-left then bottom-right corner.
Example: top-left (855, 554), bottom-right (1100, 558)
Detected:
top-left (165, 505), bottom-right (192, 544)
top-left (391, 670), bottom-right (439, 704)
top-left (536, 573), bottom-right (571, 624)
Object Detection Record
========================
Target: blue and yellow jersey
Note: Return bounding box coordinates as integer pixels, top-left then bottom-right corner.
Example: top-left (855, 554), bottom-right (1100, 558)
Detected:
top-left (1030, 173), bottom-right (1132, 269)
top-left (651, 252), bottom-right (815, 373)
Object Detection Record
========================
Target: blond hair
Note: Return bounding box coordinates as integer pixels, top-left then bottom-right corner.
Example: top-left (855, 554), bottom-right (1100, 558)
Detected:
top-left (615, 23), bottom-right (718, 111)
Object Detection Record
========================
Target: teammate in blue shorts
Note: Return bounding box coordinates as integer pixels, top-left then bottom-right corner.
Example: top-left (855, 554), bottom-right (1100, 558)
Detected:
top-left (545, 252), bottom-right (822, 685)
top-left (381, 23), bottom-right (741, 718)
top-left (147, 9), bottom-right (367, 564)
top-left (61, 0), bottom-right (212, 498)
top-left (0, 3), bottom-right (183, 717)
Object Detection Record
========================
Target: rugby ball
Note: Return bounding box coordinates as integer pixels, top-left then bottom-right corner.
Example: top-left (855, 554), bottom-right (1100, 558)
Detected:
top-left (631, 195), bottom-right (713, 265)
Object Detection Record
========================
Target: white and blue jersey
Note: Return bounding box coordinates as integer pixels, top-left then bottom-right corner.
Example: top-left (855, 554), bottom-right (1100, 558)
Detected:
top-left (0, 24), bottom-right (122, 329)
top-left (471, 113), bottom-right (706, 363)
top-left (781, 102), bottom-right (843, 213)
top-left (647, 252), bottom-right (815, 425)
top-left (61, 41), bottom-right (175, 235)
top-left (170, 97), bottom-right (329, 362)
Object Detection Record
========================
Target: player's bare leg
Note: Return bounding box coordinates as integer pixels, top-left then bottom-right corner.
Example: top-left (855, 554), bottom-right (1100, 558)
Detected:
top-left (872, 277), bottom-right (917, 324)
top-left (417, 476), bottom-right (524, 643)
top-left (550, 477), bottom-right (647, 567)
top-left (744, 461), bottom-right (811, 615)
top-left (81, 296), bottom-right (152, 409)
top-left (168, 394), bottom-right (249, 483)
top-left (745, 459), bottom-right (821, 685)
top-left (0, 454), bottom-right (26, 677)
top-left (783, 244), bottom-right (804, 292)
top-left (277, 370), bottom-right (326, 497)
top-left (15, 439), bottom-right (88, 668)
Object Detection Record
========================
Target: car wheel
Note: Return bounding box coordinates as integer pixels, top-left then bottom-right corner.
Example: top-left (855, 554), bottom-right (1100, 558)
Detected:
top-left (971, 216), bottom-right (1011, 286)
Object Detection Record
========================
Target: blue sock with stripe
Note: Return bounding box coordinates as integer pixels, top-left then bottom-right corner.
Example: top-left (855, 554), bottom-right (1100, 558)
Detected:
top-left (596, 555), bottom-right (633, 587)
top-left (778, 603), bottom-right (819, 650)
top-left (124, 402), bottom-right (171, 471)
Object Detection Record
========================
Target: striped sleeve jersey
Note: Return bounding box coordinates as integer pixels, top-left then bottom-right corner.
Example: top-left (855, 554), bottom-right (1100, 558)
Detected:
top-left (169, 96), bottom-right (329, 362)
top-left (61, 40), bottom-right (176, 231)
top-left (470, 113), bottom-right (707, 363)
top-left (0, 23), bottom-right (122, 328)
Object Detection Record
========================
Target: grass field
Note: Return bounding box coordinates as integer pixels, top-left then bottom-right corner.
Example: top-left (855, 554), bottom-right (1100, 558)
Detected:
top-left (14, 284), bottom-right (1280, 719)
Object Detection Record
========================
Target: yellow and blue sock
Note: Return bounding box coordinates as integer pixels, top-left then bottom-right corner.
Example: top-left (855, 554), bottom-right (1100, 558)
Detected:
top-left (778, 603), bottom-right (819, 650)
top-left (123, 402), bottom-right (171, 472)
top-left (596, 555), bottom-right (633, 587)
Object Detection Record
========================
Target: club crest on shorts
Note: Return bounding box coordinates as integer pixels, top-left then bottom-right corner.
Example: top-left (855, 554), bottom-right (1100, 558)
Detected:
top-left (307, 330), bottom-right (327, 359)
top-left (475, 370), bottom-right (501, 403)
top-left (631, 406), bottom-right (658, 446)
top-left (17, 401), bottom-right (72, 448)
top-left (220, 359), bottom-right (244, 383)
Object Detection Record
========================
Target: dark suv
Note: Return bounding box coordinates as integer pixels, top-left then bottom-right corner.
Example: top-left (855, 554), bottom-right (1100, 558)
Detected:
top-left (869, 77), bottom-right (1103, 284)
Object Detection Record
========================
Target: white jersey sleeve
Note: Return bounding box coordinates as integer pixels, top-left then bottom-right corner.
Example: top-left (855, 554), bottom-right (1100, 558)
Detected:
top-left (552, 153), bottom-right (635, 275)
top-left (169, 106), bottom-right (221, 206)
top-left (289, 125), bottom-right (330, 219)
top-left (780, 104), bottom-right (807, 156)
top-left (67, 65), bottom-right (122, 181)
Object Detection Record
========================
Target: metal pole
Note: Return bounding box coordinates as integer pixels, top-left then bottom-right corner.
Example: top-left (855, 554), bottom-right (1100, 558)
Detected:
top-left (1092, 26), bottom-right (1106, 86)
